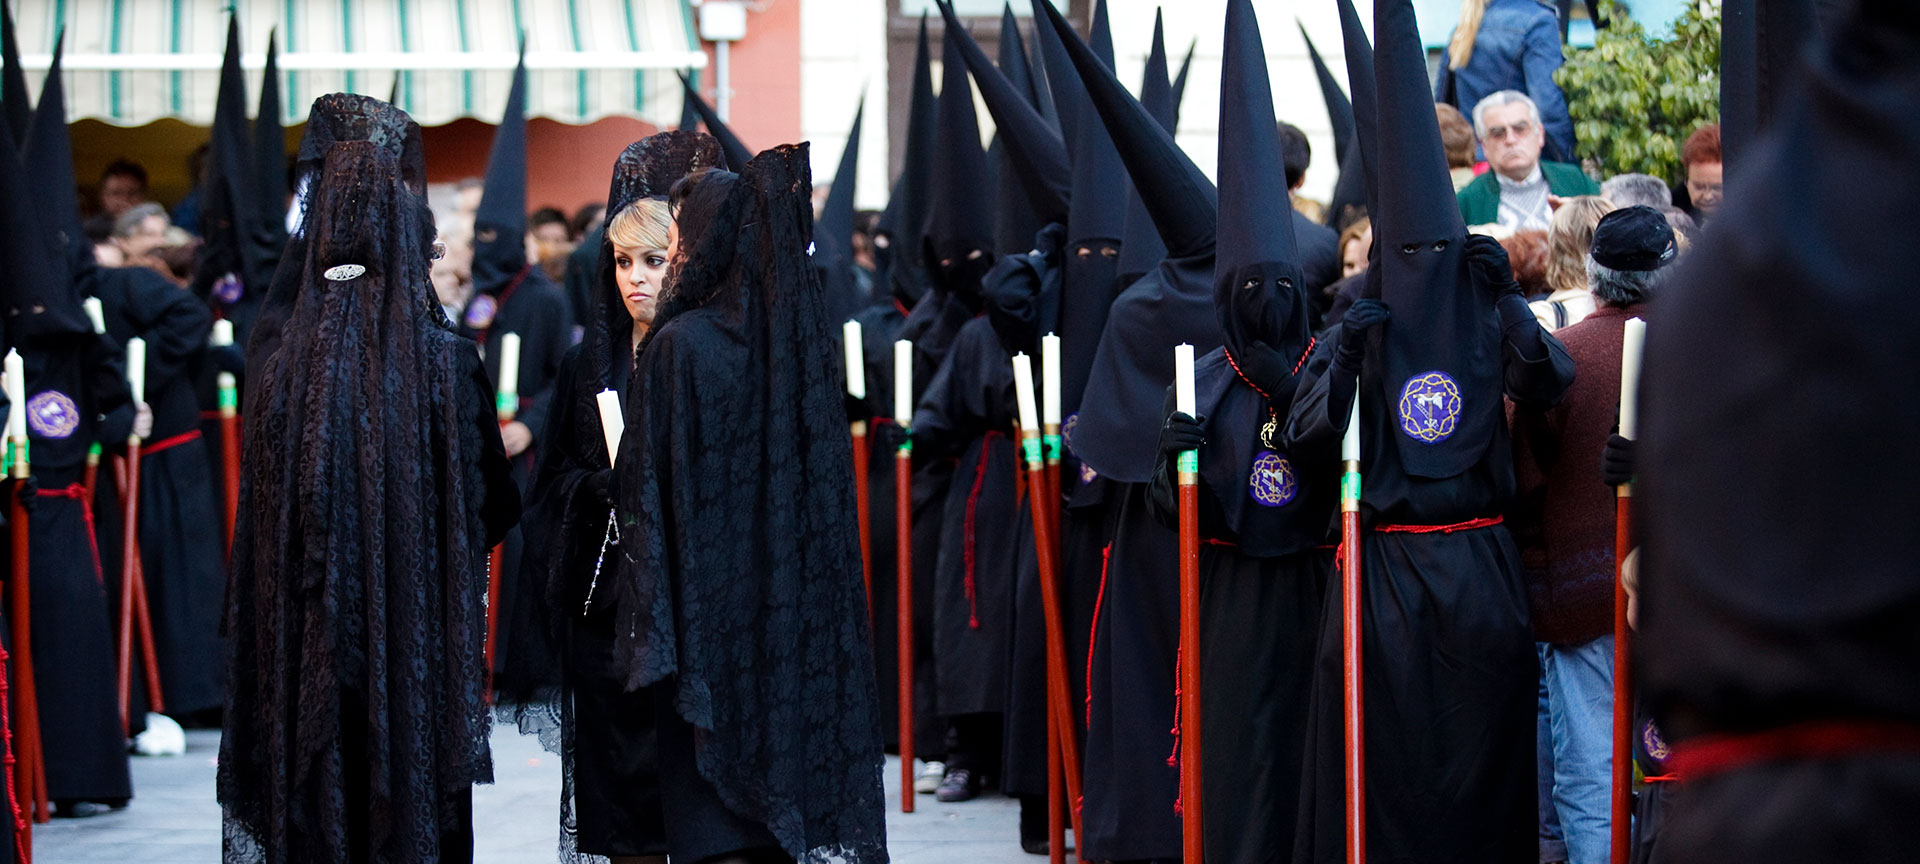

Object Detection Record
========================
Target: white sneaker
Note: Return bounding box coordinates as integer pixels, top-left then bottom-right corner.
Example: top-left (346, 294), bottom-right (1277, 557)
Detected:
top-left (913, 760), bottom-right (947, 794)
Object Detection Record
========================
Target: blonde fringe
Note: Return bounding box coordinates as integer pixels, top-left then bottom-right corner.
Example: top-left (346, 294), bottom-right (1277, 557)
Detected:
top-left (1448, 0), bottom-right (1487, 70)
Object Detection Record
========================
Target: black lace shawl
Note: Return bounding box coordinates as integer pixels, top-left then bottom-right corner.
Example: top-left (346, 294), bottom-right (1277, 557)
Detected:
top-left (220, 138), bottom-right (518, 863)
top-left (612, 145), bottom-right (888, 863)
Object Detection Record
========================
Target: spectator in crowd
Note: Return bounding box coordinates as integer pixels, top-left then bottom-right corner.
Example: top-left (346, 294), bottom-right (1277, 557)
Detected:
top-left (569, 202), bottom-right (605, 242)
top-left (1458, 90), bottom-right (1600, 230)
top-left (454, 176), bottom-right (484, 217)
top-left (1338, 216), bottom-right (1371, 280)
top-left (853, 209), bottom-right (882, 274)
top-left (1437, 103), bottom-right (1481, 191)
top-left (1435, 0), bottom-right (1577, 163)
top-left (529, 206), bottom-right (574, 283)
top-left (1509, 205), bottom-right (1676, 864)
top-left (1501, 227), bottom-right (1550, 299)
top-left (1534, 195), bottom-right (1615, 331)
top-left (1656, 205), bottom-right (1699, 252)
top-left (1681, 123), bottom-right (1723, 221)
top-left (98, 158), bottom-right (150, 218)
top-left (1600, 173), bottom-right (1672, 209)
top-left (113, 201), bottom-right (173, 264)
top-left (85, 213), bottom-right (124, 267)
top-left (172, 144), bottom-right (210, 236)
top-left (1278, 121), bottom-right (1343, 293)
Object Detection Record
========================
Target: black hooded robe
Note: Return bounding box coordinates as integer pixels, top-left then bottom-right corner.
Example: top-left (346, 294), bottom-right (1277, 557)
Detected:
top-left (91, 266), bottom-right (227, 719)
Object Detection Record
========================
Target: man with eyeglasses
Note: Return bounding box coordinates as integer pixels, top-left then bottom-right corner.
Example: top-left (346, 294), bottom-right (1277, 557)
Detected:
top-left (1458, 90), bottom-right (1600, 230)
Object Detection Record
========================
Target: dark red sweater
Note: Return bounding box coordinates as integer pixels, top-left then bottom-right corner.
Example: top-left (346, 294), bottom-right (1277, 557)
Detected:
top-left (1511, 303), bottom-right (1649, 644)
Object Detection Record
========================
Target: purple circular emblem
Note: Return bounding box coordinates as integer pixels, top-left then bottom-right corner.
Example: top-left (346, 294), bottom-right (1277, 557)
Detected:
top-left (464, 294), bottom-right (498, 330)
top-left (1248, 450), bottom-right (1298, 507)
top-left (1079, 462), bottom-right (1097, 486)
top-left (1397, 371), bottom-right (1462, 444)
top-left (1640, 719), bottom-right (1672, 771)
top-left (212, 272), bottom-right (244, 305)
top-left (27, 391), bottom-right (80, 439)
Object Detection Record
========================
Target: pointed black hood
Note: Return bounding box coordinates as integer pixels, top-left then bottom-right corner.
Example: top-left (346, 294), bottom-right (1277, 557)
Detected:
top-left (1720, 0), bottom-right (1820, 178)
top-left (23, 32), bottom-right (95, 294)
top-left (472, 47), bottom-right (531, 296)
top-left (252, 31), bottom-right (289, 250)
top-left (677, 72), bottom-right (754, 171)
top-left (1302, 23), bottom-right (1354, 173)
top-left (816, 99), bottom-right (866, 323)
top-left (678, 79), bottom-right (702, 131)
top-left (936, 0), bottom-right (1069, 236)
top-left (1114, 10), bottom-right (1175, 284)
top-left (0, 114), bottom-right (87, 342)
top-left (1369, 0), bottom-right (1497, 479)
top-left (1338, 0), bottom-right (1381, 225)
top-left (922, 24), bottom-right (996, 303)
top-left (875, 17), bottom-right (938, 307)
top-left (1, 3), bottom-right (28, 144)
top-left (191, 16), bottom-right (276, 339)
top-left (1171, 39), bottom-right (1195, 126)
top-left (1039, 0), bottom-right (1221, 483)
top-left (1034, 0), bottom-right (1126, 247)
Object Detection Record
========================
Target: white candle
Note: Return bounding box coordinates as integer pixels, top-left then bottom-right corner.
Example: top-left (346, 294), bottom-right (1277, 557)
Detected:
top-left (211, 319), bottom-right (234, 347)
top-left (1618, 318), bottom-right (1646, 440)
top-left (595, 389), bottom-right (624, 466)
top-left (894, 340), bottom-right (913, 424)
top-left (4, 350), bottom-right (24, 441)
top-left (1011, 353), bottom-right (1040, 433)
top-left (843, 319), bottom-right (866, 400)
top-left (217, 371), bottom-right (237, 392)
top-left (1040, 333), bottom-right (1061, 426)
top-left (1342, 393), bottom-right (1360, 462)
top-left (83, 298), bottom-right (106, 334)
top-left (496, 332), bottom-right (522, 401)
top-left (127, 336), bottom-right (147, 406)
top-left (1173, 344), bottom-right (1196, 418)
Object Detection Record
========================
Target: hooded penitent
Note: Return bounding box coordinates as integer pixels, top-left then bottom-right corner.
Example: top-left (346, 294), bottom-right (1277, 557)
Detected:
top-left (675, 72), bottom-right (754, 171)
top-left (1366, 0), bottom-right (1497, 480)
top-left (20, 33), bottom-right (97, 328)
top-left (1720, 0), bottom-right (1820, 178)
top-left (1113, 11), bottom-right (1176, 287)
top-left (935, 0), bottom-right (1069, 239)
top-left (1638, 9), bottom-right (1920, 859)
top-left (1304, 21), bottom-right (1366, 227)
top-left (921, 24), bottom-right (997, 305)
top-left (989, 6), bottom-right (1049, 255)
top-left (874, 17), bottom-right (938, 308)
top-left (1, 2), bottom-right (27, 143)
top-left (1336, 0), bottom-right (1381, 224)
top-left (816, 99), bottom-right (867, 325)
top-left (471, 49), bottom-right (533, 301)
top-left (612, 144), bottom-right (886, 864)
top-left (1038, 0), bottom-right (1218, 485)
top-left (191, 17), bottom-right (278, 342)
top-left (252, 31), bottom-right (290, 256)
top-left (221, 94), bottom-right (519, 863)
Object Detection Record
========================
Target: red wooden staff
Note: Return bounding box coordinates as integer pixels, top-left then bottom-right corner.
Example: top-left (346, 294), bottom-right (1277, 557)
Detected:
top-left (1611, 318), bottom-right (1646, 864)
top-left (212, 319), bottom-right (240, 555)
top-left (485, 332), bottom-right (523, 700)
top-left (844, 320), bottom-right (872, 610)
top-left (1339, 394), bottom-right (1366, 864)
top-left (112, 451), bottom-right (166, 725)
top-left (892, 339), bottom-right (915, 813)
top-left (7, 348), bottom-right (49, 829)
top-left (1013, 353), bottom-right (1083, 863)
top-left (117, 338), bottom-right (167, 732)
top-left (1172, 345), bottom-right (1203, 863)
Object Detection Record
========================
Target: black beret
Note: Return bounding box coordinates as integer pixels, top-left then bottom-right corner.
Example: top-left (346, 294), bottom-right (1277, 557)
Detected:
top-left (1591, 205), bottom-right (1678, 272)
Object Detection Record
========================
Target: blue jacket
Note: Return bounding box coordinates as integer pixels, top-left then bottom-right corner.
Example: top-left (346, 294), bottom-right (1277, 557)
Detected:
top-left (1435, 0), bottom-right (1576, 164)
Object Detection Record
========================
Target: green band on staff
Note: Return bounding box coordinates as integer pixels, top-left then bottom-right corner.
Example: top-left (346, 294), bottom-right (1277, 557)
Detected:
top-left (1022, 438), bottom-right (1042, 466)
top-left (1177, 451), bottom-right (1198, 474)
top-left (219, 389), bottom-right (238, 410)
top-left (90, 443), bottom-right (104, 457)
top-left (1043, 434), bottom-right (1061, 461)
top-left (1342, 472), bottom-right (1361, 503)
top-left (497, 394), bottom-right (517, 415)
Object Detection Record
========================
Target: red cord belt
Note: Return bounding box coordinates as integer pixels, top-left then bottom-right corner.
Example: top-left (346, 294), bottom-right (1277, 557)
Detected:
top-left (142, 428), bottom-right (203, 455)
top-left (1673, 719), bottom-right (1920, 781)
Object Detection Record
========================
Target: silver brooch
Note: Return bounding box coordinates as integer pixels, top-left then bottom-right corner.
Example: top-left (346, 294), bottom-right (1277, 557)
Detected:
top-left (324, 264), bottom-right (367, 282)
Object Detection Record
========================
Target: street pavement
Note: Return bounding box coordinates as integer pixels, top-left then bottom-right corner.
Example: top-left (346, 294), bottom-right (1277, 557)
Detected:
top-left (32, 724), bottom-right (1061, 863)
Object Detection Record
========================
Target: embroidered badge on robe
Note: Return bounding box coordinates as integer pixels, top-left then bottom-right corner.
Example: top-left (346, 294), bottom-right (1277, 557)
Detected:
top-left (1248, 450), bottom-right (1298, 507)
top-left (27, 391), bottom-right (81, 439)
top-left (212, 272), bottom-right (244, 305)
top-left (1398, 371), bottom-right (1462, 444)
top-left (464, 294), bottom-right (497, 330)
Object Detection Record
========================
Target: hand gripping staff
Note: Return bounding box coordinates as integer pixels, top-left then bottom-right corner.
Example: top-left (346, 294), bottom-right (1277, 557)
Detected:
top-left (212, 320), bottom-right (240, 555)
top-left (1611, 318), bottom-right (1645, 864)
top-left (1340, 391), bottom-right (1366, 864)
top-left (485, 332), bottom-right (522, 700)
top-left (1013, 353), bottom-right (1083, 864)
top-left (117, 338), bottom-right (166, 732)
top-left (893, 339), bottom-right (916, 813)
top-left (845, 320), bottom-right (873, 613)
top-left (1172, 344), bottom-right (1203, 863)
top-left (5, 348), bottom-right (47, 830)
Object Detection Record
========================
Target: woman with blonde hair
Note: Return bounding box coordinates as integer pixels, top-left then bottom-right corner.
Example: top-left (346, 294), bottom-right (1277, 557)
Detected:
top-left (1435, 0), bottom-right (1577, 163)
top-left (1533, 195), bottom-right (1616, 330)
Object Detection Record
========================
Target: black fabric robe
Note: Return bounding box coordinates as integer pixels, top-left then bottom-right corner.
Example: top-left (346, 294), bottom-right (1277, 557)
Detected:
top-left (1284, 318), bottom-right (1573, 864)
top-left (92, 266), bottom-right (226, 718)
top-left (12, 335), bottom-right (134, 804)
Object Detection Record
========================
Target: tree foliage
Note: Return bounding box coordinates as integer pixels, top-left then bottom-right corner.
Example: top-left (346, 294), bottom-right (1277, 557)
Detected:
top-left (1556, 0), bottom-right (1721, 186)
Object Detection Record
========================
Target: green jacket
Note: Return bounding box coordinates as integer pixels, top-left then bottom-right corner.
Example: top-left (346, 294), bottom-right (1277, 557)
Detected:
top-left (1456, 161), bottom-right (1601, 226)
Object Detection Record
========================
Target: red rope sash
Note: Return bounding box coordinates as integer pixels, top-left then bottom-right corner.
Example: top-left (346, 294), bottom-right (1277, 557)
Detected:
top-left (142, 428), bottom-right (203, 456)
top-left (960, 430), bottom-right (1006, 630)
top-left (38, 483), bottom-right (104, 584)
top-left (1084, 542), bottom-right (1113, 727)
top-left (0, 642), bottom-right (19, 838)
top-left (1673, 719), bottom-right (1920, 781)
top-left (1375, 515), bottom-right (1505, 534)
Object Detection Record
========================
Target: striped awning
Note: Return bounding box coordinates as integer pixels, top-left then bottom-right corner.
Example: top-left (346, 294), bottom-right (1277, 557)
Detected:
top-left (12, 0), bottom-right (706, 128)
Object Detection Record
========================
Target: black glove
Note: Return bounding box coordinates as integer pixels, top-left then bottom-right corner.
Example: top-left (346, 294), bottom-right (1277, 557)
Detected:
top-left (873, 422), bottom-right (913, 451)
top-left (1158, 412), bottom-right (1206, 457)
top-left (1235, 341), bottom-right (1295, 400)
top-left (584, 469), bottom-right (613, 507)
top-left (843, 391), bottom-right (871, 423)
top-left (1466, 234), bottom-right (1522, 302)
top-left (1600, 434), bottom-right (1635, 487)
top-left (1335, 300), bottom-right (1392, 374)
